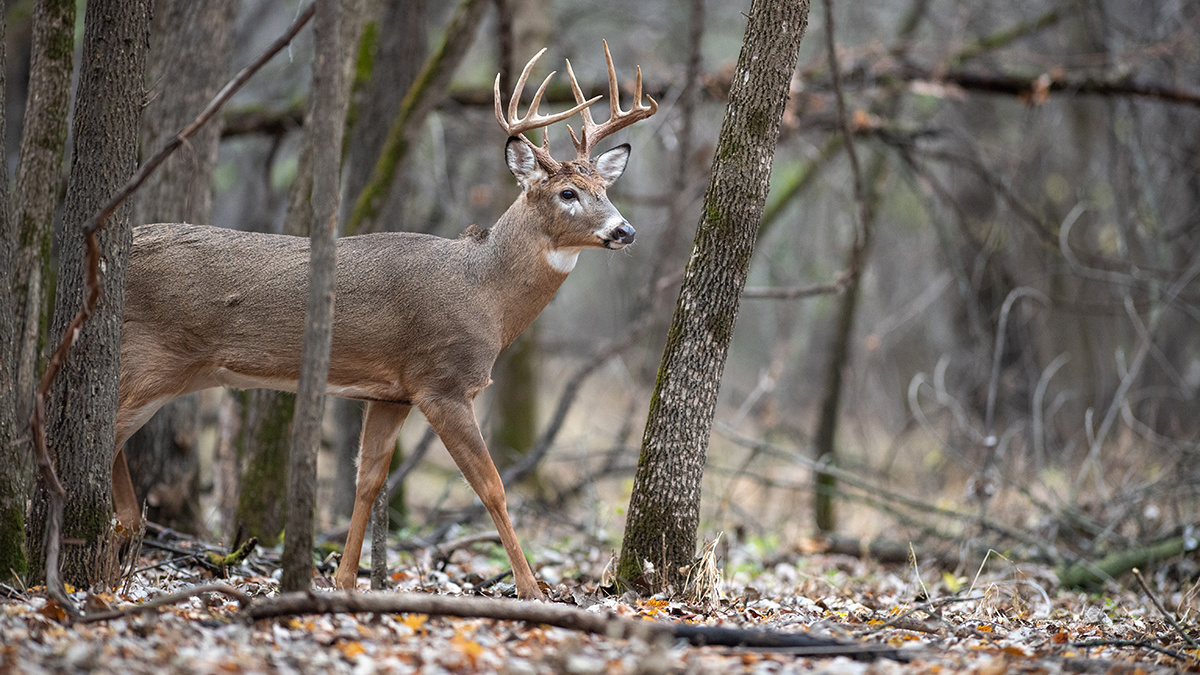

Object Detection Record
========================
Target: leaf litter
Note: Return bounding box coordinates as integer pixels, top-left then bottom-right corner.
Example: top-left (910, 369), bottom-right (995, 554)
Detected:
top-left (2, 531), bottom-right (1198, 673)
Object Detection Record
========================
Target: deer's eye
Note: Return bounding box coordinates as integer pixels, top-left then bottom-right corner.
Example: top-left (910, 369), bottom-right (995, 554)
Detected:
top-left (559, 189), bottom-right (577, 201)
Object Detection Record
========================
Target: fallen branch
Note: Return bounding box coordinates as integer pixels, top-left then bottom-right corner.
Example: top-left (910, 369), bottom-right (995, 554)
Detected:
top-left (76, 583), bottom-right (252, 624)
top-left (242, 591), bottom-right (908, 661)
top-left (1058, 536), bottom-right (1195, 590)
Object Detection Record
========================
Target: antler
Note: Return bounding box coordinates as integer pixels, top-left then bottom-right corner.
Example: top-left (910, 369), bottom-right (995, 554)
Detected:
top-left (494, 48), bottom-right (601, 169)
top-left (565, 40), bottom-right (658, 162)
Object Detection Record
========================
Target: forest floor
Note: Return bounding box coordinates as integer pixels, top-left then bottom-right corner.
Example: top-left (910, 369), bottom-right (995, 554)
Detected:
top-left (2, 529), bottom-right (1198, 674)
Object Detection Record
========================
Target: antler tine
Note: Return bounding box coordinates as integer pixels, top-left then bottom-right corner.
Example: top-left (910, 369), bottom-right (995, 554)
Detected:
top-left (569, 40), bottom-right (659, 162)
top-left (494, 47), bottom-right (601, 146)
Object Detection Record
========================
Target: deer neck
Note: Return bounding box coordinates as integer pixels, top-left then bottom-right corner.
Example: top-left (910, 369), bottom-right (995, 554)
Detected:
top-left (478, 199), bottom-right (575, 348)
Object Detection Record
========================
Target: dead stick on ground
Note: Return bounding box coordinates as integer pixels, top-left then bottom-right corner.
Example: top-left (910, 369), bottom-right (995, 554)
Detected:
top-left (76, 584), bottom-right (253, 624)
top-left (27, 3), bottom-right (316, 618)
top-left (1132, 567), bottom-right (1200, 651)
top-left (241, 591), bottom-right (907, 661)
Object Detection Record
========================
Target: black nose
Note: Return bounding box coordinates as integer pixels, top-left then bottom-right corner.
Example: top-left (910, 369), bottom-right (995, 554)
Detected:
top-left (613, 222), bottom-right (636, 244)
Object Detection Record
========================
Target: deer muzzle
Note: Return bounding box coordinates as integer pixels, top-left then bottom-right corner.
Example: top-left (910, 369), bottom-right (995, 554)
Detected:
top-left (604, 221), bottom-right (636, 248)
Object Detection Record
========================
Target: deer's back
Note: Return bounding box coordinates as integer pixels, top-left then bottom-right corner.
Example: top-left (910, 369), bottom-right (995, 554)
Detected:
top-left (125, 223), bottom-right (500, 403)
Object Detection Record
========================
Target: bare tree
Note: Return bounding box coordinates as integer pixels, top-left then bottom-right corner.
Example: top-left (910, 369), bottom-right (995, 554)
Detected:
top-left (616, 0), bottom-right (811, 594)
top-left (29, 0), bottom-right (151, 587)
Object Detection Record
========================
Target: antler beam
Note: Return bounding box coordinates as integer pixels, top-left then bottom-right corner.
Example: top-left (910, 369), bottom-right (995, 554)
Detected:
top-left (494, 48), bottom-right (601, 169)
top-left (565, 40), bottom-right (659, 162)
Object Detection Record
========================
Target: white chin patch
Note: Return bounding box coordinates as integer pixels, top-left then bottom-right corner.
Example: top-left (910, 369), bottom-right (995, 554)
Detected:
top-left (544, 248), bottom-right (581, 273)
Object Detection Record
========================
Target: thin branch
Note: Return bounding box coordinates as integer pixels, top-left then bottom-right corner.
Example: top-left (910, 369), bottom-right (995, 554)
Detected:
top-left (822, 0), bottom-right (868, 248)
top-left (906, 66), bottom-right (1200, 107)
top-left (742, 279), bottom-right (846, 300)
top-left (1131, 567), bottom-right (1200, 651)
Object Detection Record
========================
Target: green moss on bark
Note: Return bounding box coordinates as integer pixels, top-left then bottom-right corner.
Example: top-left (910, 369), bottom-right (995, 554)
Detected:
top-left (0, 505), bottom-right (28, 584)
top-left (235, 391), bottom-right (295, 548)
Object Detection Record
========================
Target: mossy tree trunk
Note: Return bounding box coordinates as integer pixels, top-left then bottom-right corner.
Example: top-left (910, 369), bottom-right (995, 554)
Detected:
top-left (125, 0), bottom-right (237, 535)
top-left (30, 0), bottom-right (151, 588)
top-left (234, 390), bottom-right (294, 548)
top-left (0, 7), bottom-right (23, 585)
top-left (2, 0), bottom-right (77, 584)
top-left (616, 0), bottom-right (810, 594)
top-left (12, 0), bottom-right (75, 426)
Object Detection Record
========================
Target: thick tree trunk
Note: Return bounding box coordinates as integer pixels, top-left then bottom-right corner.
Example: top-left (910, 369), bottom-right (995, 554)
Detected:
top-left (281, 0), bottom-right (359, 592)
top-left (616, 0), bottom-right (810, 594)
top-left (125, 0), bottom-right (237, 535)
top-left (30, 0), bottom-right (151, 588)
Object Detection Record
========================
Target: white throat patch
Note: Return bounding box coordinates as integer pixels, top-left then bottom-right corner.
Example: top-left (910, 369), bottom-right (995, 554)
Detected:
top-left (544, 248), bottom-right (581, 273)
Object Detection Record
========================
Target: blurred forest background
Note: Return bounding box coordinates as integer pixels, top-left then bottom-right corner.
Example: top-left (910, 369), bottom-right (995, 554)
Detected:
top-left (5, 0), bottom-right (1199, 579)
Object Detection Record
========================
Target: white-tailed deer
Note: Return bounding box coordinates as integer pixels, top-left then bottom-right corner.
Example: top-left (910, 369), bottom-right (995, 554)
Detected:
top-left (112, 43), bottom-right (655, 600)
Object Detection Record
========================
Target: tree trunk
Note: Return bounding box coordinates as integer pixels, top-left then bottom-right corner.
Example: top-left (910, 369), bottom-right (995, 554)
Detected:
top-left (616, 0), bottom-right (810, 594)
top-left (2, 0), bottom-right (78, 581)
top-left (281, 0), bottom-right (358, 592)
top-left (124, 0), bottom-right (237, 535)
top-left (234, 390), bottom-right (293, 548)
top-left (12, 0), bottom-right (75, 427)
top-left (0, 7), bottom-right (24, 585)
top-left (30, 0), bottom-right (151, 588)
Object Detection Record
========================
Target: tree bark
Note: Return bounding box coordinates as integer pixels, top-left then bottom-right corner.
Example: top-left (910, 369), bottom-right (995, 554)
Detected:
top-left (124, 0), bottom-right (237, 535)
top-left (343, 0), bottom-right (489, 236)
top-left (281, 0), bottom-right (358, 592)
top-left (30, 0), bottom-right (151, 588)
top-left (616, 0), bottom-right (810, 594)
top-left (233, 390), bottom-right (293, 548)
top-left (2, 0), bottom-right (77, 581)
top-left (12, 0), bottom-right (75, 426)
top-left (0, 7), bottom-right (24, 585)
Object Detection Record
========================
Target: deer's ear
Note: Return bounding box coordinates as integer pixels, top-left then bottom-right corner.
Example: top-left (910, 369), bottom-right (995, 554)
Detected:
top-left (506, 137), bottom-right (547, 190)
top-left (594, 144), bottom-right (630, 187)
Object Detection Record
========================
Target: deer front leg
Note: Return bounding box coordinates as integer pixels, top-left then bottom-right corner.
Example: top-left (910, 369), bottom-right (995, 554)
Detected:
top-left (419, 396), bottom-right (545, 601)
top-left (334, 400), bottom-right (411, 590)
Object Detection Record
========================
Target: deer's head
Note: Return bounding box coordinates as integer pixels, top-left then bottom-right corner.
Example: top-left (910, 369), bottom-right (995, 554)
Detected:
top-left (495, 42), bottom-right (656, 262)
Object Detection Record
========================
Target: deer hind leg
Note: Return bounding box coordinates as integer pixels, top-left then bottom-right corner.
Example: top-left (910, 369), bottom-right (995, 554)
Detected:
top-left (418, 396), bottom-right (545, 601)
top-left (334, 400), bottom-right (411, 590)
